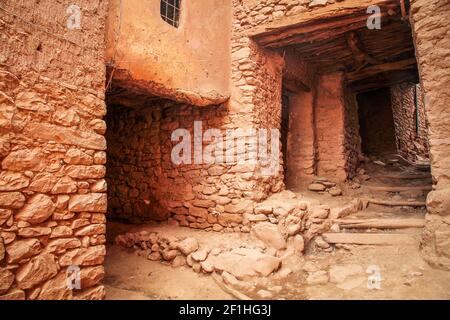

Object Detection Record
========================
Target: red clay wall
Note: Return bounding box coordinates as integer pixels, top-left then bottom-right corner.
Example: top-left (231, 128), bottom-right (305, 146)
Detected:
top-left (285, 91), bottom-right (316, 188)
top-left (105, 0), bottom-right (232, 106)
top-left (391, 82), bottom-right (429, 162)
top-left (315, 72), bottom-right (359, 182)
top-left (0, 0), bottom-right (108, 299)
top-left (410, 0), bottom-right (450, 269)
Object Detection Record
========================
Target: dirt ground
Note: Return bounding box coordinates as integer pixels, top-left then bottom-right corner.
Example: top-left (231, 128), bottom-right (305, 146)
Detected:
top-left (105, 245), bottom-right (233, 300)
top-left (104, 224), bottom-right (251, 300)
top-left (104, 223), bottom-right (450, 300)
top-left (104, 156), bottom-right (450, 300)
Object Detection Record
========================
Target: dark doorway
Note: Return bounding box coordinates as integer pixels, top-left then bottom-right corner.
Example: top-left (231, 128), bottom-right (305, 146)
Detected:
top-left (357, 88), bottom-right (397, 156)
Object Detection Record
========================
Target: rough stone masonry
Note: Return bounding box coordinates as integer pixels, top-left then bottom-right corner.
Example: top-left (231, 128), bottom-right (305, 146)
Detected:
top-left (410, 0), bottom-right (450, 270)
top-left (1, 0), bottom-right (450, 301)
top-left (0, 0), bottom-right (108, 300)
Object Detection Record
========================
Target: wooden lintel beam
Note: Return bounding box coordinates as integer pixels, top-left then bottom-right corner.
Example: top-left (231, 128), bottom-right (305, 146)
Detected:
top-left (249, 0), bottom-right (400, 48)
top-left (283, 78), bottom-right (311, 93)
top-left (346, 31), bottom-right (380, 68)
top-left (346, 58), bottom-right (417, 83)
top-left (348, 71), bottom-right (419, 93)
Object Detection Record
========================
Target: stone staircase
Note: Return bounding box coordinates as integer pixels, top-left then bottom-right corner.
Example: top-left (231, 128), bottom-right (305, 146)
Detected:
top-left (323, 156), bottom-right (431, 247)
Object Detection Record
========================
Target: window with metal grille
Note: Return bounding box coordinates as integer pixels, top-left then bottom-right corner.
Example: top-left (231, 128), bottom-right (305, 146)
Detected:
top-left (160, 0), bottom-right (181, 28)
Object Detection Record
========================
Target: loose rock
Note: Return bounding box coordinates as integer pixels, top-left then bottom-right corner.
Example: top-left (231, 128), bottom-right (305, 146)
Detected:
top-left (178, 237), bottom-right (199, 256)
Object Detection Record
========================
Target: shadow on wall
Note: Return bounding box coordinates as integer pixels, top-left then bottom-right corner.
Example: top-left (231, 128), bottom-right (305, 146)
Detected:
top-left (105, 100), bottom-right (230, 224)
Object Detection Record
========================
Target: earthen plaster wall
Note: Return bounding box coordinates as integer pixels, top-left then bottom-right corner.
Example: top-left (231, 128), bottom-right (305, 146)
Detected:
top-left (0, 0), bottom-right (108, 300)
top-left (105, 0), bottom-right (232, 106)
top-left (315, 72), bottom-right (352, 182)
top-left (285, 90), bottom-right (316, 188)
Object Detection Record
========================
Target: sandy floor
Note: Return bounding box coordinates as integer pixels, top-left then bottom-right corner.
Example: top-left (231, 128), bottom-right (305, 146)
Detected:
top-left (104, 156), bottom-right (450, 300)
top-left (298, 245), bottom-right (450, 300)
top-left (105, 223), bottom-right (253, 300)
top-left (104, 224), bottom-right (450, 300)
top-left (105, 245), bottom-right (233, 300)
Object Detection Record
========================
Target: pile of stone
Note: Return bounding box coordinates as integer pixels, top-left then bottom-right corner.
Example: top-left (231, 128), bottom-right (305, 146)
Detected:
top-left (249, 190), bottom-right (330, 249)
top-left (114, 190), bottom-right (343, 282)
top-left (307, 178), bottom-right (342, 196)
top-left (115, 231), bottom-right (194, 267)
top-left (113, 190), bottom-right (370, 296)
top-left (114, 232), bottom-right (282, 279)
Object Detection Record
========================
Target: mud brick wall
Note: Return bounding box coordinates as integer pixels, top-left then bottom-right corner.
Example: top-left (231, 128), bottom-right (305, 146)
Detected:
top-left (410, 0), bottom-right (450, 270)
top-left (391, 82), bottom-right (429, 162)
top-left (0, 0), bottom-right (108, 300)
top-left (315, 72), bottom-right (350, 181)
top-left (285, 90), bottom-right (316, 188)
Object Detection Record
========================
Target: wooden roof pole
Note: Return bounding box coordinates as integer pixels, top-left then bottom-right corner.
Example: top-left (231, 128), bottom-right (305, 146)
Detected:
top-left (400, 0), bottom-right (409, 22)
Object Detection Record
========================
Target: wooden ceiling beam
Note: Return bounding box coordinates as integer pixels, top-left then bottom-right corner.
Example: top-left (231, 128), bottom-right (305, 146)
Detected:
top-left (346, 31), bottom-right (380, 70)
top-left (283, 78), bottom-right (311, 93)
top-left (348, 69), bottom-right (419, 93)
top-left (346, 57), bottom-right (417, 83)
top-left (250, 0), bottom-right (400, 48)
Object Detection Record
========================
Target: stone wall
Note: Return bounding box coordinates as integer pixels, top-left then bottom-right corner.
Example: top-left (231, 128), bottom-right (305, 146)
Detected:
top-left (106, 101), bottom-right (249, 232)
top-left (315, 72), bottom-right (351, 182)
top-left (0, 0), bottom-right (108, 299)
top-left (410, 0), bottom-right (450, 270)
top-left (104, 0), bottom-right (288, 231)
top-left (285, 90), bottom-right (316, 188)
top-left (391, 82), bottom-right (429, 162)
top-left (106, 87), bottom-right (284, 232)
top-left (236, 0), bottom-right (339, 29)
top-left (343, 88), bottom-right (361, 179)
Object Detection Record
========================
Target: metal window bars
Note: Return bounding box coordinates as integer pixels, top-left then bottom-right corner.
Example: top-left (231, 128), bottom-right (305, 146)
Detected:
top-left (160, 0), bottom-right (180, 28)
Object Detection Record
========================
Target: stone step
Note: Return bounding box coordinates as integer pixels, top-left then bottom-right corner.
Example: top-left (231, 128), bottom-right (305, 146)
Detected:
top-left (363, 198), bottom-right (426, 207)
top-left (374, 173), bottom-right (431, 180)
top-left (365, 185), bottom-right (432, 193)
top-left (333, 218), bottom-right (425, 230)
top-left (322, 232), bottom-right (417, 246)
